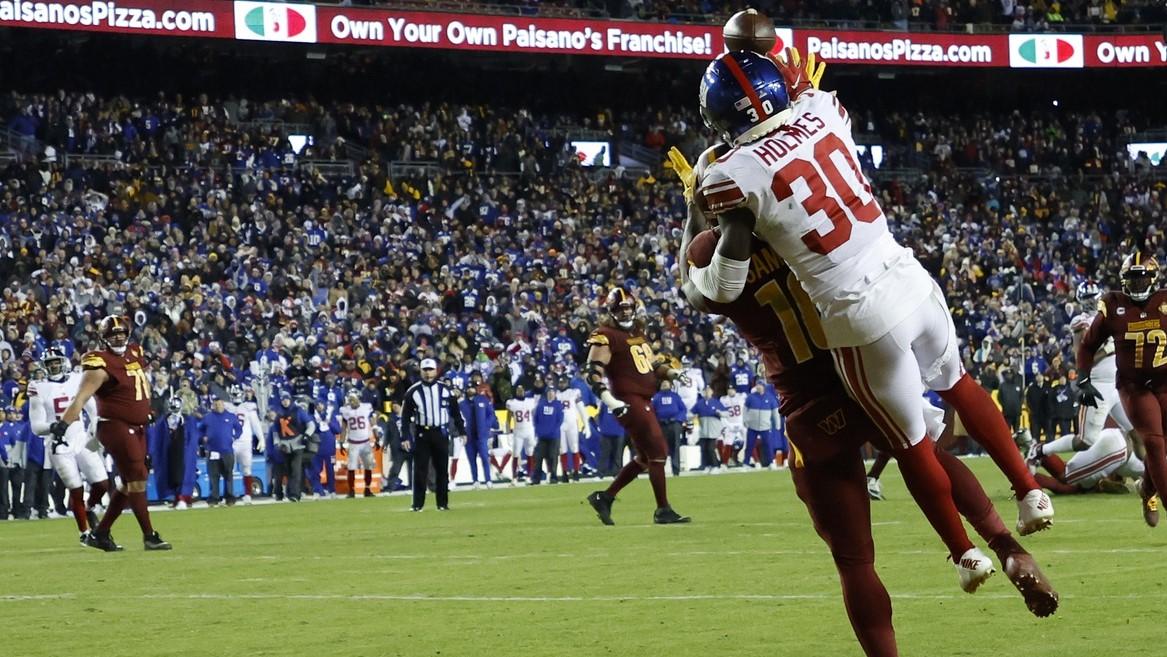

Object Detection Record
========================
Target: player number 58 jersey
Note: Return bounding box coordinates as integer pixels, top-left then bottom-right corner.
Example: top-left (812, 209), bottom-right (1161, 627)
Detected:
top-left (698, 89), bottom-right (933, 347)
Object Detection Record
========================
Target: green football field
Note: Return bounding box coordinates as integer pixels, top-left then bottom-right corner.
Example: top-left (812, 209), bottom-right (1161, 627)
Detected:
top-left (2, 458), bottom-right (1163, 657)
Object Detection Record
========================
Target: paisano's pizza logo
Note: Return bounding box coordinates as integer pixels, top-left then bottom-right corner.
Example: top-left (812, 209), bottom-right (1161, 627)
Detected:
top-left (1009, 34), bottom-right (1084, 68)
top-left (234, 1), bottom-right (317, 43)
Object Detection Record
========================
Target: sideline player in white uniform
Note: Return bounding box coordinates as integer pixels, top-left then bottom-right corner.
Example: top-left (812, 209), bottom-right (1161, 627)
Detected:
top-left (27, 347), bottom-right (109, 543)
top-left (505, 384), bottom-right (537, 485)
top-left (688, 49), bottom-right (1051, 535)
top-left (339, 392), bottom-right (377, 498)
top-left (719, 389), bottom-right (746, 467)
top-left (675, 356), bottom-right (705, 412)
top-left (556, 377), bottom-right (590, 481)
top-left (225, 386), bottom-right (264, 504)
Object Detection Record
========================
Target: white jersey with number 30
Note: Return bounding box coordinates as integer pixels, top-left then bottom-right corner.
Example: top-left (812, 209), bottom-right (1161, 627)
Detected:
top-left (699, 89), bottom-right (933, 347)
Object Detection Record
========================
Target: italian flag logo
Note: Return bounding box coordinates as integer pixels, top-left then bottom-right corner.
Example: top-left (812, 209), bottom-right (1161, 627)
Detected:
top-left (234, 1), bottom-right (317, 43)
top-left (1009, 35), bottom-right (1083, 68)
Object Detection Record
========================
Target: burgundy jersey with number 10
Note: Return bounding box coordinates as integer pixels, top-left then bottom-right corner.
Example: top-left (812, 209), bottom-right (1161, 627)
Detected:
top-left (688, 229), bottom-right (841, 416)
top-left (80, 344), bottom-right (153, 425)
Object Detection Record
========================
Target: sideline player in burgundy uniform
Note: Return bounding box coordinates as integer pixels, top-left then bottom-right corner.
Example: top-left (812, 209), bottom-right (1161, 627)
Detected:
top-left (584, 288), bottom-right (691, 525)
top-left (1078, 252), bottom-right (1167, 527)
top-left (53, 316), bottom-right (171, 551)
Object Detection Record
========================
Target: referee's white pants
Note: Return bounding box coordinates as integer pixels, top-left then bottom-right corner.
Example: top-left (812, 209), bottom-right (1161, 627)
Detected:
top-left (830, 281), bottom-right (962, 450)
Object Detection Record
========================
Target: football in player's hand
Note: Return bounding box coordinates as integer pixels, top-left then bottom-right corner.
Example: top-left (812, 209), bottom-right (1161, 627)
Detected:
top-left (723, 8), bottom-right (776, 54)
top-left (686, 229), bottom-right (720, 269)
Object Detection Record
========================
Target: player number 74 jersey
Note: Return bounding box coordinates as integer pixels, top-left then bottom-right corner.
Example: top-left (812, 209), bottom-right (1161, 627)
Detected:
top-left (698, 89), bottom-right (933, 347)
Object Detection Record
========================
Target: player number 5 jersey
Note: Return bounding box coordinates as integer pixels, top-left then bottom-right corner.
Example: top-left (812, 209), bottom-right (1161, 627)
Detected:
top-left (699, 89), bottom-right (933, 347)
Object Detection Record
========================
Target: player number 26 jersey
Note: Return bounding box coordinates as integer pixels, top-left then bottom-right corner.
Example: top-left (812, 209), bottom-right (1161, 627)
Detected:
top-left (340, 403), bottom-right (375, 442)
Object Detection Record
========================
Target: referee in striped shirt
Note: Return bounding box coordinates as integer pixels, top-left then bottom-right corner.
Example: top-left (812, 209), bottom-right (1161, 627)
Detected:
top-left (402, 358), bottom-right (466, 511)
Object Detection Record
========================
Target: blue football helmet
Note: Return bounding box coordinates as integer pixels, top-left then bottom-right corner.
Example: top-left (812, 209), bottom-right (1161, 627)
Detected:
top-left (699, 51), bottom-right (791, 146)
top-left (1075, 280), bottom-right (1101, 304)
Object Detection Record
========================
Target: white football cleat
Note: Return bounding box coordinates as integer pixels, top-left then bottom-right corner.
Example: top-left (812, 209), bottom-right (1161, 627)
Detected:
top-left (1016, 489), bottom-right (1054, 535)
top-left (472, 482), bottom-right (481, 491)
top-left (866, 477), bottom-right (884, 501)
top-left (955, 547), bottom-right (996, 593)
top-left (242, 495), bottom-right (253, 505)
top-left (175, 501), bottom-right (188, 510)
top-left (485, 481), bottom-right (494, 489)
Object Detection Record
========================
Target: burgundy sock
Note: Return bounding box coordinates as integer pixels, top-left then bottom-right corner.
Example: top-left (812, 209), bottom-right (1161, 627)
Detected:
top-left (243, 476), bottom-right (253, 494)
top-left (573, 453), bottom-right (582, 472)
top-left (364, 470), bottom-right (373, 488)
top-left (606, 461), bottom-right (643, 498)
top-left (647, 462), bottom-right (669, 508)
top-left (450, 460), bottom-right (458, 479)
top-left (559, 454), bottom-right (569, 474)
top-left (127, 491), bottom-right (154, 535)
top-left (935, 447), bottom-right (1008, 543)
top-left (1042, 453), bottom-right (1067, 480)
top-left (939, 374), bottom-right (1038, 498)
top-left (1142, 434), bottom-right (1167, 502)
top-left (347, 470), bottom-right (356, 491)
top-left (838, 564), bottom-right (899, 657)
top-left (97, 490), bottom-right (127, 533)
top-left (867, 451), bottom-right (892, 480)
top-left (987, 533), bottom-right (1027, 564)
top-left (895, 439), bottom-right (974, 561)
top-left (1034, 472), bottom-right (1078, 495)
top-left (69, 488), bottom-right (88, 532)
top-left (499, 453), bottom-right (511, 471)
top-left (527, 455), bottom-right (536, 476)
top-left (87, 481), bottom-right (109, 509)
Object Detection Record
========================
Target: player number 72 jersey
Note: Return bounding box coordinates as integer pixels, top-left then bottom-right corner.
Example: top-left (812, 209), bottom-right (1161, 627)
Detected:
top-left (699, 89), bottom-right (933, 347)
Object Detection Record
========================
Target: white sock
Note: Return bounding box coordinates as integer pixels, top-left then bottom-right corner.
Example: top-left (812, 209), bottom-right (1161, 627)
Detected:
top-left (1041, 435), bottom-right (1077, 455)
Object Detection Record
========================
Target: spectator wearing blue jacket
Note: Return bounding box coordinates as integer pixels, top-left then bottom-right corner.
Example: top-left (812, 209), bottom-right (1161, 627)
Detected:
top-left (18, 403), bottom-right (51, 519)
top-left (596, 403), bottom-right (626, 478)
top-left (653, 379), bottom-right (688, 476)
top-left (744, 381), bottom-right (779, 468)
top-left (147, 398), bottom-right (200, 509)
top-left (0, 406), bottom-right (24, 519)
top-left (691, 387), bottom-right (727, 473)
top-left (460, 385), bottom-right (498, 488)
top-left (311, 403), bottom-right (341, 498)
top-left (199, 398), bottom-right (243, 506)
top-left (728, 353), bottom-right (752, 394)
top-left (532, 388), bottom-right (563, 484)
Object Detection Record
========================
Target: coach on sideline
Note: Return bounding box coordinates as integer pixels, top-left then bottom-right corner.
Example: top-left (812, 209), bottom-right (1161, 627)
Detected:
top-left (402, 359), bottom-right (466, 512)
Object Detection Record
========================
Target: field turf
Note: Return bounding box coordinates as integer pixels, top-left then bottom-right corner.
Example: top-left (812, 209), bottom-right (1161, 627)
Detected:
top-left (2, 457), bottom-right (1164, 657)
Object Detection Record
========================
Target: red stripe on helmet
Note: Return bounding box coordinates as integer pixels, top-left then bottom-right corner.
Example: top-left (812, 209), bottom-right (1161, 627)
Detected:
top-left (720, 55), bottom-right (767, 121)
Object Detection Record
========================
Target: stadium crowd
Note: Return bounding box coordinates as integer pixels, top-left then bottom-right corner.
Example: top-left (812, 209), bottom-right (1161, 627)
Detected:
top-left (0, 83), bottom-right (1164, 508)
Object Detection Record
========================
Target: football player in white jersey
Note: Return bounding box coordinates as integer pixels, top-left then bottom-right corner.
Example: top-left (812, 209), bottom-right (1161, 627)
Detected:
top-left (27, 347), bottom-right (109, 543)
top-left (1060, 281), bottom-right (1135, 449)
top-left (225, 386), bottom-right (264, 504)
top-left (339, 392), bottom-right (377, 497)
top-left (1031, 428), bottom-right (1144, 494)
top-left (556, 377), bottom-right (590, 482)
top-left (675, 356), bottom-right (705, 412)
top-left (688, 49), bottom-right (1052, 535)
top-left (505, 384), bottom-right (537, 486)
top-left (719, 388), bottom-right (746, 468)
